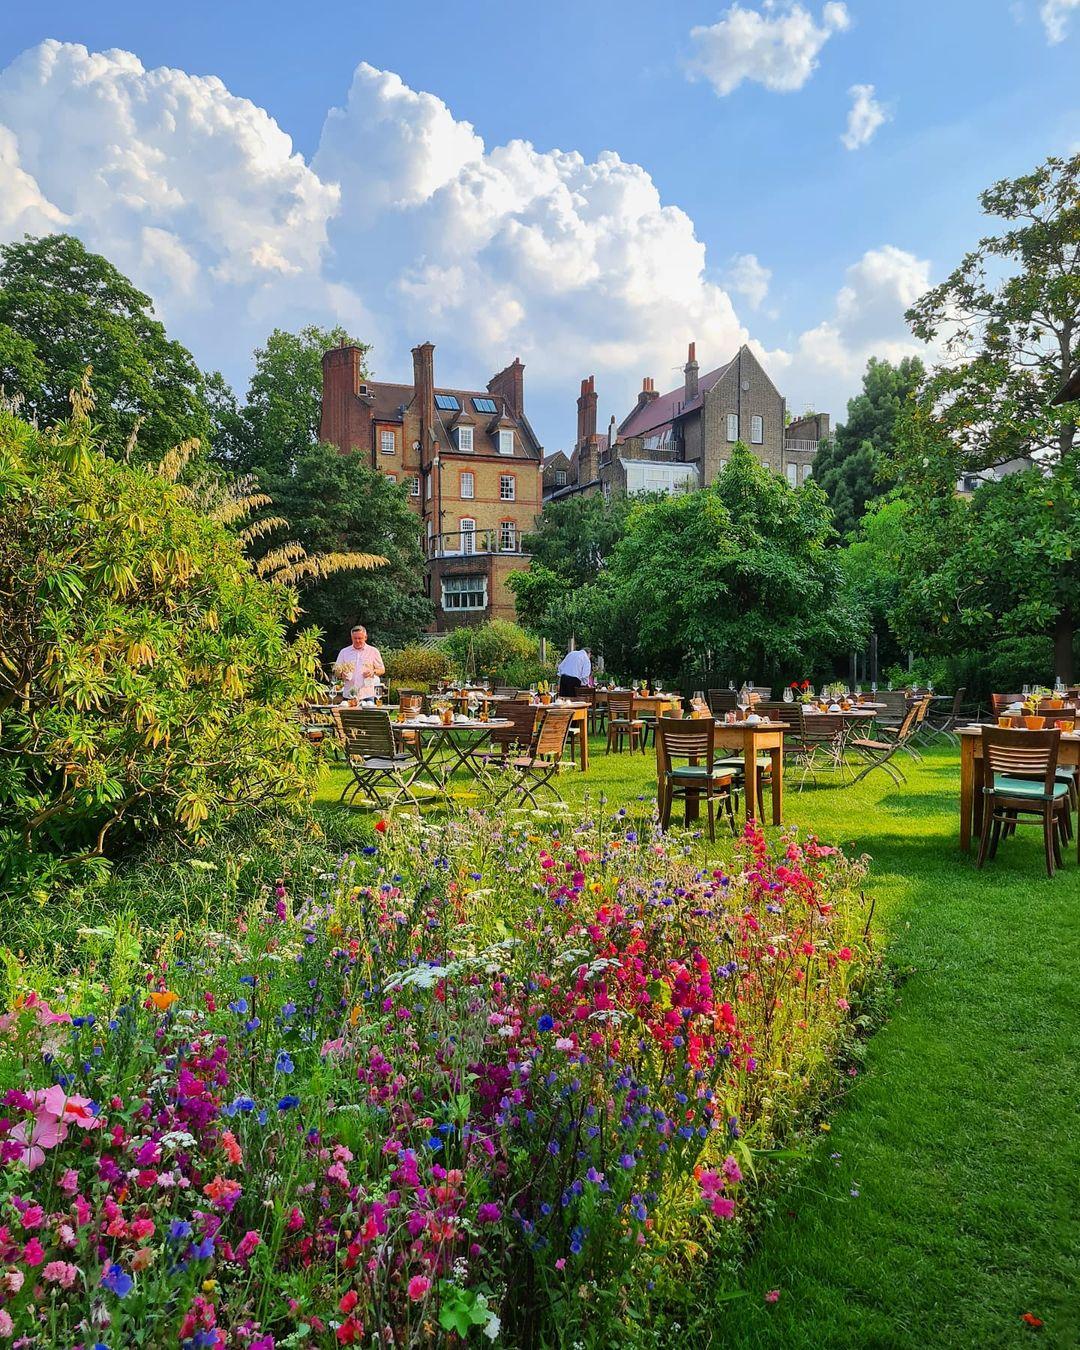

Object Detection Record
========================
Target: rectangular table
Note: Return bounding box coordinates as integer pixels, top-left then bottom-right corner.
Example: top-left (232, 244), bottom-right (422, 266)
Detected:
top-left (594, 691), bottom-right (681, 719)
top-left (396, 717), bottom-right (513, 791)
top-left (958, 724), bottom-right (1080, 851)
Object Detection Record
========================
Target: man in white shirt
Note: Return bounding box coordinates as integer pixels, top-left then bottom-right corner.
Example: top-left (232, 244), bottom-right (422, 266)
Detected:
top-left (557, 646), bottom-right (591, 699)
top-left (335, 625), bottom-right (385, 700)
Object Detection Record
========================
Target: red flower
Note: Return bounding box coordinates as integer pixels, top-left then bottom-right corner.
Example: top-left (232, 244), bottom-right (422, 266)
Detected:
top-left (374, 819), bottom-right (388, 833)
top-left (339, 1290), bottom-right (359, 1314)
top-left (1021, 1313), bottom-right (1043, 1328)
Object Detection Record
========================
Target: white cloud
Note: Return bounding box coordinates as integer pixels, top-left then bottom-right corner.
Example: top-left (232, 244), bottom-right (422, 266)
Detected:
top-left (781, 245), bottom-right (931, 413)
top-left (841, 84), bottom-right (890, 150)
top-left (1041, 0), bottom-right (1080, 42)
top-left (0, 40), bottom-right (932, 445)
top-left (725, 252), bottom-right (772, 308)
top-left (687, 2), bottom-right (850, 97)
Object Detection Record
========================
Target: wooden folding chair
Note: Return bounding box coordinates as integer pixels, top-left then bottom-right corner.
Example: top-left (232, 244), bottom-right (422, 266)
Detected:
top-left (336, 708), bottom-right (420, 809)
top-left (655, 716), bottom-right (737, 841)
top-left (707, 689), bottom-right (737, 716)
top-left (848, 702), bottom-right (920, 785)
top-left (501, 707), bottom-right (575, 807)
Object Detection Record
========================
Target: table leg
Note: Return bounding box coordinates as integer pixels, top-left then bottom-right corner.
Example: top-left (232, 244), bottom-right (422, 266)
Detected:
top-left (743, 738), bottom-right (758, 823)
top-left (578, 711), bottom-right (589, 773)
top-left (959, 735), bottom-right (975, 852)
top-left (770, 744), bottom-right (783, 826)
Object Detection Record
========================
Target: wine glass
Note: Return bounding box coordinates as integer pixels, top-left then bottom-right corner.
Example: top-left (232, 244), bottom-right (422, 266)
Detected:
top-left (783, 686), bottom-right (794, 703)
top-left (871, 681), bottom-right (878, 696)
top-left (1022, 684), bottom-right (1030, 699)
top-left (728, 680), bottom-right (735, 692)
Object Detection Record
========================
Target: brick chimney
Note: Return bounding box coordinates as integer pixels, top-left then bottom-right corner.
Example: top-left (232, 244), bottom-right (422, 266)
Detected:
top-left (488, 357), bottom-right (525, 419)
top-left (684, 342), bottom-right (699, 403)
top-left (635, 376), bottom-right (659, 412)
top-left (576, 375), bottom-right (597, 448)
top-left (320, 343), bottom-right (373, 456)
top-left (411, 341), bottom-right (436, 466)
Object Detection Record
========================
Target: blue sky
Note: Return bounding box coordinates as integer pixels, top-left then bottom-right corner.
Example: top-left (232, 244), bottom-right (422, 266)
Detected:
top-left (0, 1), bottom-right (1077, 448)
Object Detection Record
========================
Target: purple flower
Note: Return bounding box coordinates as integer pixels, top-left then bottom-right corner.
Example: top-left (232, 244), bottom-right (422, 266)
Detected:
top-left (619, 1153), bottom-right (636, 1169)
top-left (101, 1263), bottom-right (133, 1298)
top-left (537, 1015), bottom-right (555, 1033)
top-left (477, 1202), bottom-right (501, 1224)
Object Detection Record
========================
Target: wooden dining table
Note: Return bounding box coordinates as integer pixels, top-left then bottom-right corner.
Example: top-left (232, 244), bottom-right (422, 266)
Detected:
top-left (958, 723), bottom-right (1080, 851)
top-left (593, 690), bottom-right (682, 718)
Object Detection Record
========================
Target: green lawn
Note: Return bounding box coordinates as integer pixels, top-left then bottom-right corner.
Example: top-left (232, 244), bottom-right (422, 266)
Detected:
top-left (317, 736), bottom-right (1080, 1348)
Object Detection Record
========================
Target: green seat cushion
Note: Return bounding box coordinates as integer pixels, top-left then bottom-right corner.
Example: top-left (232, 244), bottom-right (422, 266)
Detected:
top-left (716, 756), bottom-right (773, 772)
top-left (991, 775), bottom-right (1070, 800)
top-left (668, 764), bottom-right (735, 780)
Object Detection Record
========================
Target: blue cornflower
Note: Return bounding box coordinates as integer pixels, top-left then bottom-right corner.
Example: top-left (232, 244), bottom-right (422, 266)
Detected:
top-left (362, 845), bottom-right (378, 856)
top-left (426, 1135), bottom-right (443, 1152)
top-left (277, 1095), bottom-right (300, 1111)
top-left (192, 1236), bottom-right (215, 1259)
top-left (227, 998), bottom-right (248, 1015)
top-left (100, 1263), bottom-right (133, 1298)
top-left (169, 1220), bottom-right (193, 1241)
top-left (274, 1051), bottom-right (295, 1075)
top-left (537, 1014), bottom-right (555, 1033)
top-left (619, 1153), bottom-right (636, 1169)
top-left (239, 975), bottom-right (256, 986)
top-left (547, 1138), bottom-right (560, 1156)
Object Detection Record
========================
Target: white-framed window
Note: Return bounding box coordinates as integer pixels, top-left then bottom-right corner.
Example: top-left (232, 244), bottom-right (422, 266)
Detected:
top-left (726, 413), bottom-right (738, 442)
top-left (460, 518), bottom-right (476, 555)
top-left (751, 415), bottom-right (763, 445)
top-left (498, 429), bottom-right (514, 456)
top-left (442, 574), bottom-right (487, 611)
top-left (801, 464), bottom-right (813, 482)
top-left (456, 425), bottom-right (474, 452)
top-left (554, 469), bottom-right (567, 486)
top-left (602, 480), bottom-right (612, 499)
top-left (499, 519), bottom-right (516, 551)
top-left (499, 474), bottom-right (516, 501)
top-left (460, 471), bottom-right (475, 500)
top-left (380, 429), bottom-right (396, 455)
top-left (408, 475), bottom-right (420, 497)
top-left (384, 472), bottom-right (396, 483)
top-left (786, 463), bottom-right (798, 486)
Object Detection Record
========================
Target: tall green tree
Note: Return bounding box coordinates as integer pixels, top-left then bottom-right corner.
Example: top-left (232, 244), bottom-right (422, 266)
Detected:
top-left (813, 356), bottom-right (925, 536)
top-left (267, 444), bottom-right (431, 655)
top-left (222, 324), bottom-right (370, 476)
top-left (0, 234), bottom-right (210, 463)
top-left (901, 152), bottom-right (1080, 480)
top-left (571, 446), bottom-right (861, 685)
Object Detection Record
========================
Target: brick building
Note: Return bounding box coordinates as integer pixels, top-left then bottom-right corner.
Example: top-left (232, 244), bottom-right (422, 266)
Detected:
top-left (320, 342), bottom-right (543, 629)
top-left (543, 343), bottom-right (826, 501)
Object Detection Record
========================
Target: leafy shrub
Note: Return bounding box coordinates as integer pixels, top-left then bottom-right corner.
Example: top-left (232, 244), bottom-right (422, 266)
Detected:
top-left (438, 619), bottom-right (546, 684)
top-left (0, 808), bottom-right (875, 1346)
top-left (0, 397), bottom-right (320, 896)
top-left (383, 642), bottom-right (453, 693)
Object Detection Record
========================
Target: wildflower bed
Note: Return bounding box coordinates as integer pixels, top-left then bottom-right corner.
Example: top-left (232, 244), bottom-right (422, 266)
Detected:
top-left (0, 808), bottom-right (874, 1347)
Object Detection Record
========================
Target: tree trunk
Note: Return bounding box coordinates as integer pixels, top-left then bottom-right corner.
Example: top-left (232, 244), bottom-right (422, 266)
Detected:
top-left (1053, 612), bottom-right (1074, 685)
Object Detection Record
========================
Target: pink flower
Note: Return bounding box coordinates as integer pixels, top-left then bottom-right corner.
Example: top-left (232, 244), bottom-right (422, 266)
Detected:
top-left (23, 1236), bottom-right (45, 1265)
top-left (235, 1230), bottom-right (261, 1262)
top-left (20, 1204), bottom-right (44, 1230)
top-left (407, 1275), bottom-right (431, 1301)
top-left (476, 1203), bottom-right (501, 1224)
top-left (42, 1261), bottom-right (78, 1288)
top-left (8, 1113), bottom-right (67, 1170)
top-left (711, 1196), bottom-right (736, 1219)
top-left (765, 1289), bottom-right (781, 1304)
top-left (0, 1308), bottom-right (12, 1337)
top-left (2, 1270), bottom-right (24, 1294)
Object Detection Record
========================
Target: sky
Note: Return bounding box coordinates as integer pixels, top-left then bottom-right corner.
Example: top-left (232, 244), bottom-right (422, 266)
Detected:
top-left (0, 0), bottom-right (1077, 452)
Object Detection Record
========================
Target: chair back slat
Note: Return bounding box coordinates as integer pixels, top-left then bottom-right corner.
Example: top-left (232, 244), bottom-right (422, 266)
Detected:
top-left (758, 701), bottom-right (805, 732)
top-left (398, 693), bottom-right (424, 718)
top-left (494, 686), bottom-right (518, 697)
top-left (608, 691), bottom-right (636, 720)
top-left (982, 727), bottom-right (1059, 792)
top-left (656, 716), bottom-right (713, 761)
top-left (533, 707), bottom-right (573, 758)
top-left (990, 692), bottom-right (1023, 716)
top-left (707, 689), bottom-right (737, 714)
top-left (337, 708), bottom-right (396, 758)
top-left (800, 712), bottom-right (847, 746)
top-left (489, 701), bottom-right (538, 750)
top-left (750, 686), bottom-right (772, 700)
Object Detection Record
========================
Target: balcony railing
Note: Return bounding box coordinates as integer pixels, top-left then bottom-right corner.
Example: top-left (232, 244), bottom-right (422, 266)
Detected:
top-left (427, 529), bottom-right (527, 560)
top-left (784, 439), bottom-right (819, 454)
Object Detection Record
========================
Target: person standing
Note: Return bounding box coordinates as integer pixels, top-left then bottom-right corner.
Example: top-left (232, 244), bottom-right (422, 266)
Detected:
top-left (557, 645), bottom-right (591, 699)
top-left (335, 625), bottom-right (385, 700)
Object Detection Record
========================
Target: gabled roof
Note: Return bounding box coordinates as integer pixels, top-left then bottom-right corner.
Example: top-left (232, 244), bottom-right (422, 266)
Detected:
top-left (1053, 366), bottom-right (1080, 406)
top-left (366, 379), bottom-right (542, 460)
top-left (618, 356), bottom-right (735, 438)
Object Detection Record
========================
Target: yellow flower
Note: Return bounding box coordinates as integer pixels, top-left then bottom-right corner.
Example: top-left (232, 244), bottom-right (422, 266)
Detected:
top-left (149, 990), bottom-right (179, 1013)
top-left (201, 1279), bottom-right (218, 1294)
top-left (819, 1122), bottom-right (831, 1132)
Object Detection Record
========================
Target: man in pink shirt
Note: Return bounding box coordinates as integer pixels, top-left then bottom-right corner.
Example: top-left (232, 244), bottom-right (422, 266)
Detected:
top-left (335, 625), bottom-right (385, 700)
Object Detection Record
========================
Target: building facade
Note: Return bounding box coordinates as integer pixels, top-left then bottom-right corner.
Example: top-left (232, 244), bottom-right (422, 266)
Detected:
top-left (543, 344), bottom-right (827, 501)
top-left (320, 342), bottom-right (543, 629)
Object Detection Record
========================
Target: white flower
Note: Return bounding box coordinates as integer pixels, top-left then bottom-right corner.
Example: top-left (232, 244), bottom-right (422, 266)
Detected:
top-left (483, 1313), bottom-right (501, 1341)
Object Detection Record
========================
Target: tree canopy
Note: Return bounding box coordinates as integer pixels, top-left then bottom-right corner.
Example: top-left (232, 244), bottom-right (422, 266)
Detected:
top-left (813, 356), bottom-right (924, 536)
top-left (0, 234), bottom-right (211, 463)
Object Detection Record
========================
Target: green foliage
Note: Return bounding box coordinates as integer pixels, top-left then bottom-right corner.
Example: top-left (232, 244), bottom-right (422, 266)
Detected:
top-left (266, 444), bottom-right (432, 654)
top-left (571, 446), bottom-right (862, 685)
top-left (383, 643), bottom-right (453, 693)
top-left (214, 324), bottom-right (370, 476)
top-left (813, 356), bottom-right (925, 536)
top-left (521, 493), bottom-right (634, 578)
top-left (839, 497), bottom-right (912, 672)
top-left (0, 395), bottom-right (321, 895)
top-left (901, 152), bottom-right (1080, 478)
top-left (0, 234), bottom-right (211, 464)
top-left (437, 620), bottom-right (548, 684)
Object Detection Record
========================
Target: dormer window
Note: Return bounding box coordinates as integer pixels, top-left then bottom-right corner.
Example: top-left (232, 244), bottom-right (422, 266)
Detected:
top-left (472, 396), bottom-right (498, 415)
top-left (555, 469), bottom-right (567, 486)
top-left (456, 426), bottom-right (474, 452)
top-left (498, 429), bottom-right (514, 456)
top-left (435, 393), bottom-right (460, 412)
